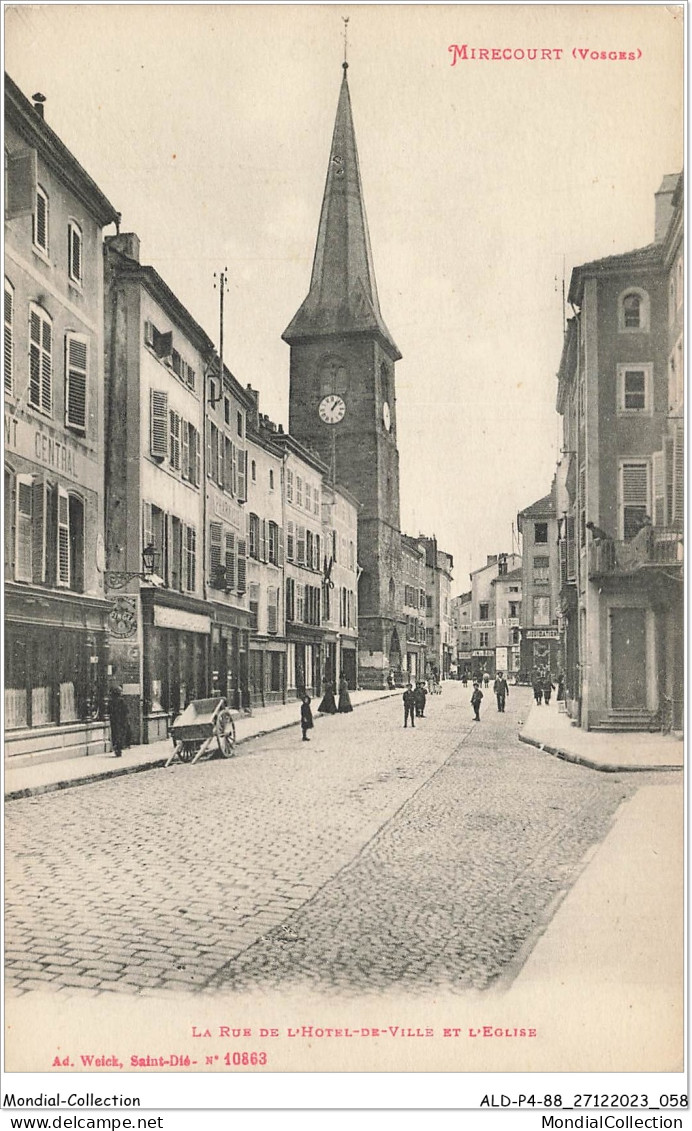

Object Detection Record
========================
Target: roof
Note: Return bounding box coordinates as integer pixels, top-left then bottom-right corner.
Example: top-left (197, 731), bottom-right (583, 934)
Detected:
top-left (518, 492), bottom-right (556, 520)
top-left (282, 67), bottom-right (401, 360)
top-left (5, 73), bottom-right (119, 227)
top-left (491, 566), bottom-right (523, 585)
top-left (567, 243), bottom-right (662, 306)
top-left (270, 431), bottom-right (330, 478)
top-left (401, 532), bottom-right (426, 555)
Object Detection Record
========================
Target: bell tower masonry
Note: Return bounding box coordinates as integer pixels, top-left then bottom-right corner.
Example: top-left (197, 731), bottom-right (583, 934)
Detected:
top-left (283, 62), bottom-right (405, 687)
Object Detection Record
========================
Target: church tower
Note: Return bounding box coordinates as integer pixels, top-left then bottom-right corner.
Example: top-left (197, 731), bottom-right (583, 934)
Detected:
top-left (283, 62), bottom-right (405, 687)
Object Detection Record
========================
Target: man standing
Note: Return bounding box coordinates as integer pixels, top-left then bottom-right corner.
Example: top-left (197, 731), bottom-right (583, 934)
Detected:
top-left (471, 681), bottom-right (483, 722)
top-left (493, 671), bottom-right (510, 713)
top-left (403, 684), bottom-right (416, 728)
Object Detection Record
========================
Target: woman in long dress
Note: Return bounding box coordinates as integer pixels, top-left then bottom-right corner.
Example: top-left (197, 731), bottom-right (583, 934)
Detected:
top-left (318, 679), bottom-right (338, 714)
top-left (337, 675), bottom-right (353, 713)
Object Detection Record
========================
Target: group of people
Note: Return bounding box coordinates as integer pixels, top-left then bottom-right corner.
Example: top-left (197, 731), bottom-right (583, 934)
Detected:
top-left (300, 676), bottom-right (353, 741)
top-left (531, 670), bottom-right (565, 706)
top-left (402, 681), bottom-right (428, 727)
top-left (470, 671), bottom-right (510, 721)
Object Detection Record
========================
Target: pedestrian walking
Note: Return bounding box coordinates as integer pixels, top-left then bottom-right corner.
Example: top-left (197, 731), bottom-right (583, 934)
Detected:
top-left (461, 671), bottom-right (468, 687)
top-left (482, 671), bottom-right (490, 689)
top-left (532, 674), bottom-right (543, 705)
top-left (108, 685), bottom-right (130, 758)
top-left (557, 672), bottom-right (566, 702)
top-left (317, 679), bottom-right (338, 714)
top-left (403, 684), bottom-right (416, 728)
top-left (337, 674), bottom-right (353, 713)
top-left (387, 670), bottom-right (396, 689)
top-left (413, 681), bottom-right (427, 718)
top-left (300, 694), bottom-right (314, 741)
top-left (542, 676), bottom-right (555, 706)
top-left (493, 671), bottom-right (510, 713)
top-left (471, 682), bottom-right (483, 721)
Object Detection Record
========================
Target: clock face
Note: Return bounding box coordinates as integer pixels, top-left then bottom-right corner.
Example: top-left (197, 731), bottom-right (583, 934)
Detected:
top-left (382, 401), bottom-right (391, 431)
top-left (319, 394), bottom-right (346, 425)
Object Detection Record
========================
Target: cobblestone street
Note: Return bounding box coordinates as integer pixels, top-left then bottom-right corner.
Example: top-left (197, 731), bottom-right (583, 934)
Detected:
top-left (5, 685), bottom-right (655, 997)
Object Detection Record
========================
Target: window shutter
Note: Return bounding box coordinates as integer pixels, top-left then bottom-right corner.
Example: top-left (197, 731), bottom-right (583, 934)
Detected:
top-left (144, 321), bottom-right (155, 347)
top-left (237, 448), bottom-right (246, 502)
top-left (34, 187), bottom-right (48, 252)
top-left (278, 525), bottom-right (284, 567)
top-left (68, 224), bottom-right (82, 283)
top-left (30, 478), bottom-right (47, 584)
top-left (155, 330), bottom-right (172, 360)
top-left (209, 521), bottom-right (223, 581)
top-left (169, 410), bottom-right (181, 469)
top-left (193, 427), bottom-right (201, 487)
top-left (229, 441), bottom-right (237, 495)
top-left (65, 334), bottom-right (88, 431)
top-left (260, 518), bottom-right (267, 562)
top-left (15, 475), bottom-right (33, 582)
top-left (150, 390), bottom-right (168, 458)
top-left (57, 487), bottom-right (70, 586)
top-left (652, 450), bottom-right (666, 527)
top-left (225, 532), bottom-right (235, 590)
top-left (672, 425), bottom-right (684, 524)
top-left (181, 420), bottom-right (190, 479)
top-left (286, 519), bottom-right (294, 561)
top-left (621, 461), bottom-right (649, 539)
top-left (315, 533), bottom-right (321, 572)
top-left (566, 516), bottom-right (576, 581)
top-left (40, 314), bottom-right (52, 413)
top-left (236, 538), bottom-right (247, 593)
top-left (5, 148), bottom-right (37, 219)
top-left (142, 501), bottom-right (153, 551)
top-left (4, 280), bottom-right (13, 394)
top-left (29, 307), bottom-right (52, 413)
top-left (297, 525), bottom-right (306, 566)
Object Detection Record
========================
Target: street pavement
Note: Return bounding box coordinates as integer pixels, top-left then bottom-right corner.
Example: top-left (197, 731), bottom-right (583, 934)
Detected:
top-left (4, 684), bottom-right (677, 998)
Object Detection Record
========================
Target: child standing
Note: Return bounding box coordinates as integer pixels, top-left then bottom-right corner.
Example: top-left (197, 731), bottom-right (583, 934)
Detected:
top-left (471, 682), bottom-right (483, 722)
top-left (300, 694), bottom-right (314, 741)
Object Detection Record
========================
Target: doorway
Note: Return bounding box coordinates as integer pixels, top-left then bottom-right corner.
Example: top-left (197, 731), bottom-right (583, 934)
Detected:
top-left (610, 608), bottom-right (647, 709)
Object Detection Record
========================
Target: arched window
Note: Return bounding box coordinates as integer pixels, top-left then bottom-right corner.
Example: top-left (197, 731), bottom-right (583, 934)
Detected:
top-left (618, 287), bottom-right (649, 333)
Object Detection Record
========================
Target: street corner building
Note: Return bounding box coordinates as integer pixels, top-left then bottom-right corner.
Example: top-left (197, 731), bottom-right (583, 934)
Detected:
top-left (4, 76), bottom-right (120, 762)
top-left (554, 175), bottom-right (684, 732)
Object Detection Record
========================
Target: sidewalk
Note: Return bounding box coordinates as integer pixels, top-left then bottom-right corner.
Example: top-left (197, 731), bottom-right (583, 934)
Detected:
top-left (518, 698), bottom-right (684, 772)
top-left (509, 780), bottom-right (683, 1069)
top-left (4, 688), bottom-right (399, 801)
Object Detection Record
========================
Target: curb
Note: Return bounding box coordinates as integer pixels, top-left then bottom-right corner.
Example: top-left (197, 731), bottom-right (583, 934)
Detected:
top-left (517, 731), bottom-right (683, 774)
top-left (5, 690), bottom-right (401, 802)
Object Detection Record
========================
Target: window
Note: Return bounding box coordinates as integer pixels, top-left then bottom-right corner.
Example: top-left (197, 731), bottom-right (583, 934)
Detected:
top-left (249, 513), bottom-right (260, 559)
top-left (533, 596), bottom-right (550, 626)
top-left (14, 474), bottom-right (34, 582)
top-left (296, 525), bottom-right (306, 566)
top-left (620, 460), bottom-right (650, 540)
top-left (269, 468), bottom-right (274, 491)
top-left (251, 459), bottom-right (256, 482)
top-left (296, 476), bottom-right (303, 507)
top-left (534, 522), bottom-right (548, 544)
top-left (184, 526), bottom-right (196, 591)
top-left (33, 184), bottom-right (48, 254)
top-left (479, 631), bottom-right (489, 647)
top-left (305, 483), bottom-right (311, 512)
top-left (285, 577), bottom-right (295, 622)
top-left (29, 304), bottom-right (52, 415)
top-left (306, 530), bottom-right (313, 570)
top-left (236, 538), bottom-right (247, 593)
top-left (479, 603), bottom-right (489, 621)
top-left (169, 516), bottom-right (182, 591)
top-left (208, 422), bottom-right (219, 481)
top-left (61, 333), bottom-right (88, 432)
top-left (224, 532), bottom-right (235, 590)
top-left (314, 487), bottom-right (320, 516)
top-left (509, 601), bottom-right (519, 618)
top-left (237, 411), bottom-right (243, 437)
top-left (618, 364), bottom-right (652, 414)
top-left (150, 390), bottom-right (168, 458)
top-left (286, 520), bottom-right (295, 561)
top-left (223, 396), bottom-right (230, 425)
top-left (268, 521), bottom-right (280, 565)
top-left (286, 468), bottom-right (293, 502)
top-left (4, 278), bottom-right (13, 394)
top-left (296, 583), bottom-right (304, 623)
top-left (249, 583), bottom-right (260, 631)
top-left (169, 410), bottom-right (181, 470)
top-left (267, 588), bottom-right (278, 635)
top-left (67, 221), bottom-right (82, 285)
top-left (209, 522), bottom-right (223, 583)
top-left (618, 287), bottom-right (649, 333)
top-left (533, 555), bottom-right (549, 583)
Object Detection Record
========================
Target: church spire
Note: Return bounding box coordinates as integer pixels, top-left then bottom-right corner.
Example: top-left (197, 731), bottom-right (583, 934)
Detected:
top-left (283, 65), bottom-right (401, 359)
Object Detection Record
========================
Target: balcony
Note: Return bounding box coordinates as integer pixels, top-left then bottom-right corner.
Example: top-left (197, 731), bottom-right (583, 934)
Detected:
top-left (589, 524), bottom-right (683, 578)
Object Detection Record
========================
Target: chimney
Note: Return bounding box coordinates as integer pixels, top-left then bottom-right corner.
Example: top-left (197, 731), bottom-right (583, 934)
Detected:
top-left (32, 92), bottom-right (46, 119)
top-left (106, 232), bottom-right (140, 262)
top-left (654, 174), bottom-right (678, 243)
top-left (487, 554), bottom-right (498, 566)
top-left (244, 385), bottom-right (260, 430)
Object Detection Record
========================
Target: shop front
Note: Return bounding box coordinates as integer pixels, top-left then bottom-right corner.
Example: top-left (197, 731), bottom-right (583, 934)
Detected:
top-left (520, 627), bottom-right (560, 678)
top-left (140, 590), bottom-right (212, 743)
top-left (5, 585), bottom-right (109, 764)
top-left (340, 638), bottom-right (358, 689)
top-left (248, 638), bottom-right (286, 707)
top-left (471, 648), bottom-right (495, 681)
top-left (287, 626), bottom-right (324, 698)
top-left (210, 607), bottom-right (251, 710)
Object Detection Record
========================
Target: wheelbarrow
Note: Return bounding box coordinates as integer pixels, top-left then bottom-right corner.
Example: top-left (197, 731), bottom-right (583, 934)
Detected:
top-left (165, 697), bottom-right (238, 766)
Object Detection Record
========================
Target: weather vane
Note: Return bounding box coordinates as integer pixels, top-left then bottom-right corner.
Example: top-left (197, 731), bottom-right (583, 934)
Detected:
top-left (342, 16), bottom-right (349, 67)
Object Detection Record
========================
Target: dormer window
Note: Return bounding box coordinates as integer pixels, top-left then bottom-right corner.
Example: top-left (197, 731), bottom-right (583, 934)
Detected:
top-left (618, 288), bottom-right (649, 333)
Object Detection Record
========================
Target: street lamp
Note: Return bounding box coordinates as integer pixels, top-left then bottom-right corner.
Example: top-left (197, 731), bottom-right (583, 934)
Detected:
top-left (105, 544), bottom-right (160, 590)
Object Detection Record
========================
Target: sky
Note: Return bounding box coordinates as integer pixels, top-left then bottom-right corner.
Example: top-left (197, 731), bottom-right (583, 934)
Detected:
top-left (5, 4), bottom-right (683, 592)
